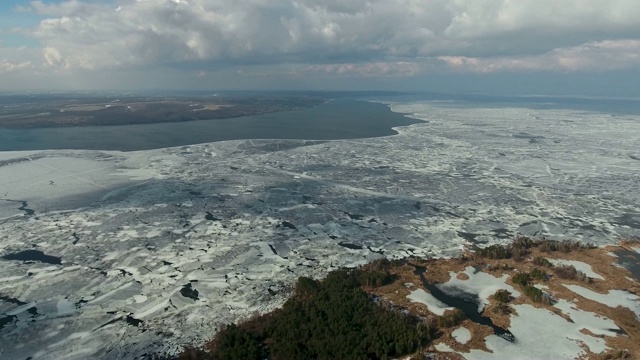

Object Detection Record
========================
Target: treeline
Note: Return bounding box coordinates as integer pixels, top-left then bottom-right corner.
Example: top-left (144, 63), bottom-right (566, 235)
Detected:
top-left (476, 236), bottom-right (595, 260)
top-left (177, 262), bottom-right (435, 360)
top-left (554, 265), bottom-right (591, 283)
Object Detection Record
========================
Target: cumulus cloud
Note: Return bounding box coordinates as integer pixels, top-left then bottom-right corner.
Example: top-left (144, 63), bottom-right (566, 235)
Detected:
top-left (0, 46), bottom-right (40, 74)
top-left (6, 0), bottom-right (640, 80)
top-left (439, 39), bottom-right (640, 72)
top-left (0, 60), bottom-right (32, 73)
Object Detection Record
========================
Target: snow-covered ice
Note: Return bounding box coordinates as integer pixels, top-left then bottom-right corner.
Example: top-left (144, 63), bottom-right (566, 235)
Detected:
top-left (1, 100), bottom-right (639, 359)
top-left (406, 289), bottom-right (454, 315)
top-left (466, 301), bottom-right (619, 359)
top-left (439, 267), bottom-right (520, 312)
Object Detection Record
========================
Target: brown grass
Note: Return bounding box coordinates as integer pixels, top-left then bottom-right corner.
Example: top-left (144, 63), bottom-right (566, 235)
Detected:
top-left (367, 239), bottom-right (640, 359)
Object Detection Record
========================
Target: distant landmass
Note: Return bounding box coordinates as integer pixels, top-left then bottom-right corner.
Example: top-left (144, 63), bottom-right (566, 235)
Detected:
top-left (0, 94), bottom-right (327, 129)
top-left (0, 97), bottom-right (420, 151)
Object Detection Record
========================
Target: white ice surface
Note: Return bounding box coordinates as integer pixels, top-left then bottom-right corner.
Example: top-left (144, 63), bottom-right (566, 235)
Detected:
top-left (564, 285), bottom-right (640, 318)
top-left (0, 153), bottom-right (138, 220)
top-left (56, 299), bottom-right (76, 316)
top-left (1, 100), bottom-right (639, 359)
top-left (434, 343), bottom-right (455, 352)
top-left (406, 288), bottom-right (454, 315)
top-left (452, 326), bottom-right (471, 344)
top-left (548, 259), bottom-right (605, 280)
top-left (440, 267), bottom-right (520, 312)
top-left (466, 301), bottom-right (618, 360)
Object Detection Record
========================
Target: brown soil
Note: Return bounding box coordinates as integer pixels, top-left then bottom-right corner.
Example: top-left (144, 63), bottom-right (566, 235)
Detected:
top-left (368, 240), bottom-right (640, 360)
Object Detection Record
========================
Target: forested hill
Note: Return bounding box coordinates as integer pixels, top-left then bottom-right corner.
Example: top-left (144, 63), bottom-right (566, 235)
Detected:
top-left (173, 261), bottom-right (435, 360)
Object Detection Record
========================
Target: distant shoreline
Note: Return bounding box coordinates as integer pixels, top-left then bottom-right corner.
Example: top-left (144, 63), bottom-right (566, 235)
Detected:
top-left (0, 95), bottom-right (327, 130)
top-left (0, 99), bottom-right (420, 152)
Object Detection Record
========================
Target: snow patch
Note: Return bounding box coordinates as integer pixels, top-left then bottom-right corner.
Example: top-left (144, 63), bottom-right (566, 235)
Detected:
top-left (452, 326), bottom-right (471, 344)
top-left (548, 259), bottom-right (604, 280)
top-left (406, 288), bottom-right (454, 316)
top-left (435, 343), bottom-right (455, 352)
top-left (441, 266), bottom-right (520, 312)
top-left (466, 302), bottom-right (616, 359)
top-left (563, 285), bottom-right (640, 318)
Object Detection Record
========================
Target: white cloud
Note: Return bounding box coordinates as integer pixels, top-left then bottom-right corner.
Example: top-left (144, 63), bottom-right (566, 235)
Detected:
top-left (440, 39), bottom-right (640, 72)
top-left (0, 46), bottom-right (40, 74)
top-left (0, 60), bottom-right (32, 73)
top-left (2, 0), bottom-right (640, 85)
top-left (43, 46), bottom-right (64, 67)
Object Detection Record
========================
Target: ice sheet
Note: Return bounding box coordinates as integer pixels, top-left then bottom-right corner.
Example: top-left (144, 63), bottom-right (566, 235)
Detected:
top-left (1, 100), bottom-right (639, 359)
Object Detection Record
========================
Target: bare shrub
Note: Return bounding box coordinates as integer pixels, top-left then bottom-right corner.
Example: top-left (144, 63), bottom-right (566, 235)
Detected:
top-left (553, 265), bottom-right (591, 283)
top-left (598, 349), bottom-right (632, 360)
top-left (438, 309), bottom-right (466, 328)
top-left (492, 303), bottom-right (512, 315)
top-left (532, 257), bottom-right (553, 267)
top-left (493, 289), bottom-right (512, 303)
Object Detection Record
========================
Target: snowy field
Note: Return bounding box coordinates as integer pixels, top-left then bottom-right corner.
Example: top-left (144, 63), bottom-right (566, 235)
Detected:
top-left (1, 100), bottom-right (640, 359)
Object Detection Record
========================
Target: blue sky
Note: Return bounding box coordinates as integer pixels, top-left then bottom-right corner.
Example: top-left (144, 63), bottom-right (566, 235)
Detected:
top-left (0, 1), bottom-right (43, 47)
top-left (0, 0), bottom-right (32, 12)
top-left (0, 1), bottom-right (36, 27)
top-left (1, 0), bottom-right (640, 94)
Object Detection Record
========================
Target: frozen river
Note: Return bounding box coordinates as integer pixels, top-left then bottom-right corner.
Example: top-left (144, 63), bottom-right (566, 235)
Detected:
top-left (0, 95), bottom-right (639, 359)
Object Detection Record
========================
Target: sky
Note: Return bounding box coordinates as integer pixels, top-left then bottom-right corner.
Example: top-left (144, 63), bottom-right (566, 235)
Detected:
top-left (1, 0), bottom-right (640, 95)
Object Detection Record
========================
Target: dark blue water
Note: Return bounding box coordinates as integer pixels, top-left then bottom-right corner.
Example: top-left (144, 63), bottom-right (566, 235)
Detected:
top-left (0, 100), bottom-right (419, 152)
top-left (413, 265), bottom-right (515, 342)
top-left (5, 93), bottom-right (635, 152)
top-left (1, 250), bottom-right (62, 265)
top-left (615, 248), bottom-right (640, 282)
